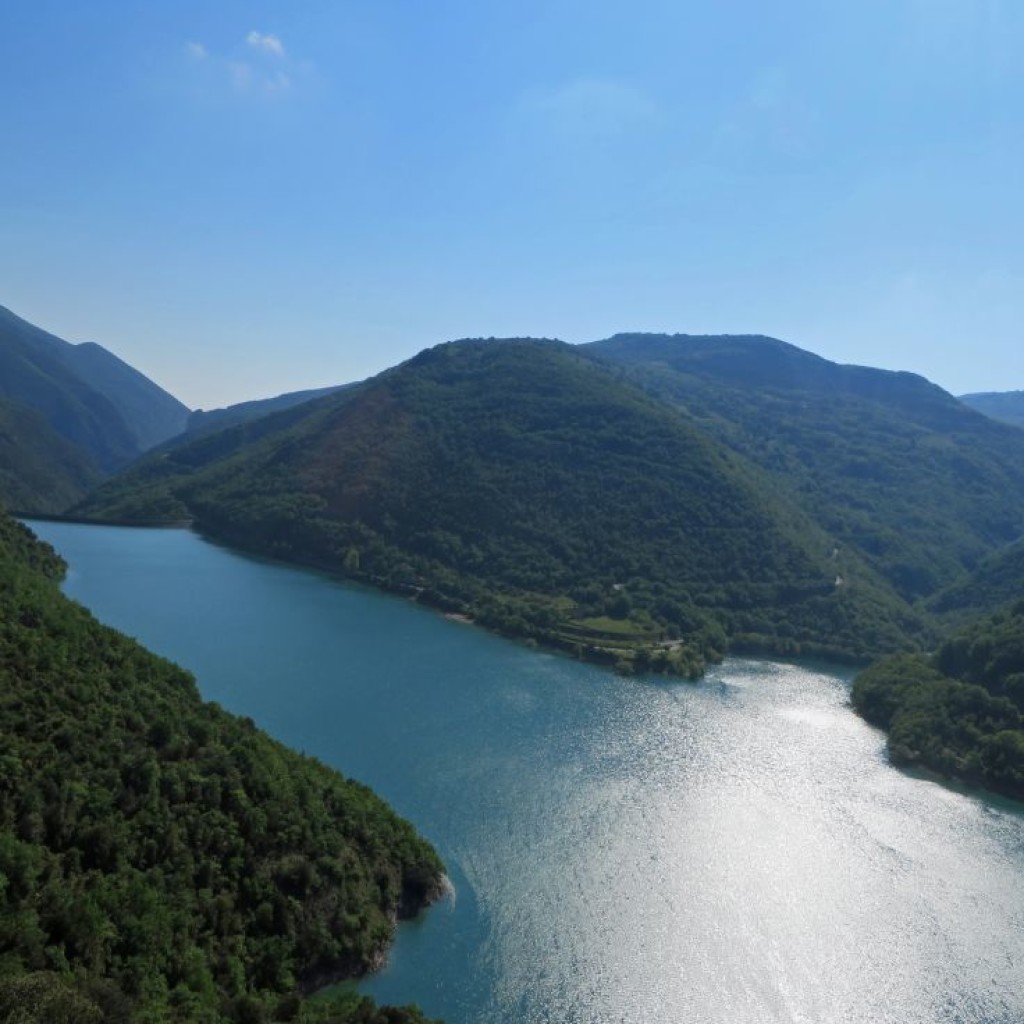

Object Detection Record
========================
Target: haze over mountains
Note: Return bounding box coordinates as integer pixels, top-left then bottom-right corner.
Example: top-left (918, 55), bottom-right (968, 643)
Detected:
top-left (959, 390), bottom-right (1024, 430)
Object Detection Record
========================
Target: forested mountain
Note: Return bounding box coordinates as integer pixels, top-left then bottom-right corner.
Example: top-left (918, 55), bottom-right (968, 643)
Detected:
top-left (959, 390), bottom-right (1024, 429)
top-left (0, 398), bottom-right (101, 513)
top-left (184, 385), bottom-right (350, 441)
top-left (76, 338), bottom-right (930, 672)
top-left (585, 334), bottom-right (1024, 605)
top-left (929, 539), bottom-right (1024, 619)
top-left (0, 511), bottom-right (443, 1023)
top-left (0, 305), bottom-right (189, 510)
top-left (852, 601), bottom-right (1024, 800)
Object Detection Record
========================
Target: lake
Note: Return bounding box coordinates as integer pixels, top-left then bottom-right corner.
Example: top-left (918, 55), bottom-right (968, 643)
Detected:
top-left (27, 520), bottom-right (1024, 1024)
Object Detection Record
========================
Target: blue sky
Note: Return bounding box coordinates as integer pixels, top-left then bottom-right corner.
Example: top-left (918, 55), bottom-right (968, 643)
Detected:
top-left (2, 1), bottom-right (1022, 409)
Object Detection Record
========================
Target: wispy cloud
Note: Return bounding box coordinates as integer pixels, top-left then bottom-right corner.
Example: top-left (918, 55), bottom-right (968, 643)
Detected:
top-left (711, 68), bottom-right (818, 167)
top-left (246, 31), bottom-right (285, 58)
top-left (183, 31), bottom-right (301, 99)
top-left (520, 77), bottom-right (660, 143)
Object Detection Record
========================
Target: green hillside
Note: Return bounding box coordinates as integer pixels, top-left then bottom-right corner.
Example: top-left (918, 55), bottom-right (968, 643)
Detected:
top-left (929, 538), bottom-right (1024, 619)
top-left (77, 338), bottom-right (929, 672)
top-left (0, 513), bottom-right (444, 1023)
top-left (0, 398), bottom-right (101, 513)
top-left (585, 334), bottom-right (1024, 604)
top-left (852, 601), bottom-right (1024, 800)
top-left (0, 305), bottom-right (190, 511)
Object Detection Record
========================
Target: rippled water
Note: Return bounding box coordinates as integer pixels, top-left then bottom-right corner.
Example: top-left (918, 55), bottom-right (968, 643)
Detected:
top-left (29, 521), bottom-right (1024, 1024)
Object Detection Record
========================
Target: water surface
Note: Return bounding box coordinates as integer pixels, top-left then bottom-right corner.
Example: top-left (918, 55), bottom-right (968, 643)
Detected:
top-left (29, 521), bottom-right (1024, 1024)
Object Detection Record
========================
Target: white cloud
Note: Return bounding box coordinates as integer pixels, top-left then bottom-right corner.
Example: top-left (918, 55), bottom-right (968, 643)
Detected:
top-left (183, 31), bottom-right (302, 99)
top-left (266, 71), bottom-right (291, 94)
top-left (246, 31), bottom-right (285, 58)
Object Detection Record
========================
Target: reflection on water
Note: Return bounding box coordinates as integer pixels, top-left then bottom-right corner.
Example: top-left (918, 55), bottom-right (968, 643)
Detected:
top-left (31, 521), bottom-right (1024, 1024)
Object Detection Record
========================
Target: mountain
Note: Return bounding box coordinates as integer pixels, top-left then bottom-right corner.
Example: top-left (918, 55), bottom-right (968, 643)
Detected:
top-left (959, 390), bottom-right (1024, 430)
top-left (929, 538), bottom-right (1024, 619)
top-left (0, 397), bottom-right (102, 513)
top-left (76, 338), bottom-right (930, 671)
top-left (584, 334), bottom-right (1024, 604)
top-left (0, 305), bottom-right (189, 508)
top-left (0, 511), bottom-right (443, 1023)
top-left (852, 600), bottom-right (1024, 800)
top-left (184, 384), bottom-right (350, 441)
top-left (56, 338), bottom-right (190, 451)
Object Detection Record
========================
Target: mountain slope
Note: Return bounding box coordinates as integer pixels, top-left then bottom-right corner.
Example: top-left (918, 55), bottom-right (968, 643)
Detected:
top-left (78, 338), bottom-right (929, 669)
top-left (929, 538), bottom-right (1024, 618)
top-left (184, 384), bottom-right (350, 441)
top-left (0, 512), bottom-right (443, 1022)
top-left (0, 308), bottom-right (138, 473)
top-left (59, 338), bottom-right (190, 450)
top-left (959, 390), bottom-right (1024, 430)
top-left (0, 397), bottom-right (102, 512)
top-left (0, 305), bottom-right (191, 514)
top-left (585, 334), bottom-right (1024, 603)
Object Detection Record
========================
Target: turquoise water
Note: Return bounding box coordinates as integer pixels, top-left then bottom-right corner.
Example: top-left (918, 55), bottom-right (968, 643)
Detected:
top-left (28, 521), bottom-right (1024, 1024)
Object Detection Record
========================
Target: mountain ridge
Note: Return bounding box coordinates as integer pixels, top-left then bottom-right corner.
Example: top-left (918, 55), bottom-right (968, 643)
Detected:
top-left (0, 304), bottom-right (190, 511)
top-left (75, 336), bottom-right (932, 671)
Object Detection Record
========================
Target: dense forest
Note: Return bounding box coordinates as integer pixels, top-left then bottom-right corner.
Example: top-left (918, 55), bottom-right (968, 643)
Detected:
top-left (0, 512), bottom-right (444, 1023)
top-left (76, 338), bottom-right (932, 675)
top-left (0, 398), bottom-right (101, 514)
top-left (852, 601), bottom-right (1024, 800)
top-left (586, 334), bottom-right (1024, 605)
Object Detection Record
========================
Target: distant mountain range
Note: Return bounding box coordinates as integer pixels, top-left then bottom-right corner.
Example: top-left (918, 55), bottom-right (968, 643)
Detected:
top-left (959, 390), bottom-right (1024, 429)
top-left (0, 305), bottom-right (190, 510)
top-left (184, 384), bottom-right (350, 440)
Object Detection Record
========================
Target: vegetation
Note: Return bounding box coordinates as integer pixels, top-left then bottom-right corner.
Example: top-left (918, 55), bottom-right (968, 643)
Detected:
top-left (0, 513), bottom-right (445, 1022)
top-left (0, 304), bottom-right (189, 512)
top-left (586, 333), bottom-right (1024, 605)
top-left (0, 398), bottom-right (101, 513)
top-left (76, 338), bottom-right (933, 674)
top-left (852, 601), bottom-right (1024, 800)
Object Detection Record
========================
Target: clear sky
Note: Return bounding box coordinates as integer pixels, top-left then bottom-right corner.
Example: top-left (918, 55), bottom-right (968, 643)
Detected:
top-left (3, 1), bottom-right (1022, 409)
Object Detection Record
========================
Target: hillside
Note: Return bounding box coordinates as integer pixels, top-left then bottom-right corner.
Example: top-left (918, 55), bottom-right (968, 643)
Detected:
top-left (959, 390), bottom-right (1024, 430)
top-left (929, 538), bottom-right (1024, 619)
top-left (0, 398), bottom-right (101, 513)
top-left (77, 338), bottom-right (929, 671)
top-left (0, 305), bottom-right (189, 509)
top-left (59, 339), bottom-right (190, 451)
top-left (0, 512), bottom-right (443, 1023)
top-left (585, 334), bottom-right (1024, 605)
top-left (852, 601), bottom-right (1024, 800)
top-left (185, 385), bottom-right (350, 441)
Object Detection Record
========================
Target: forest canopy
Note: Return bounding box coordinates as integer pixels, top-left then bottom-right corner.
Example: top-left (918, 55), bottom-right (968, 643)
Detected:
top-left (0, 513), bottom-right (444, 1023)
